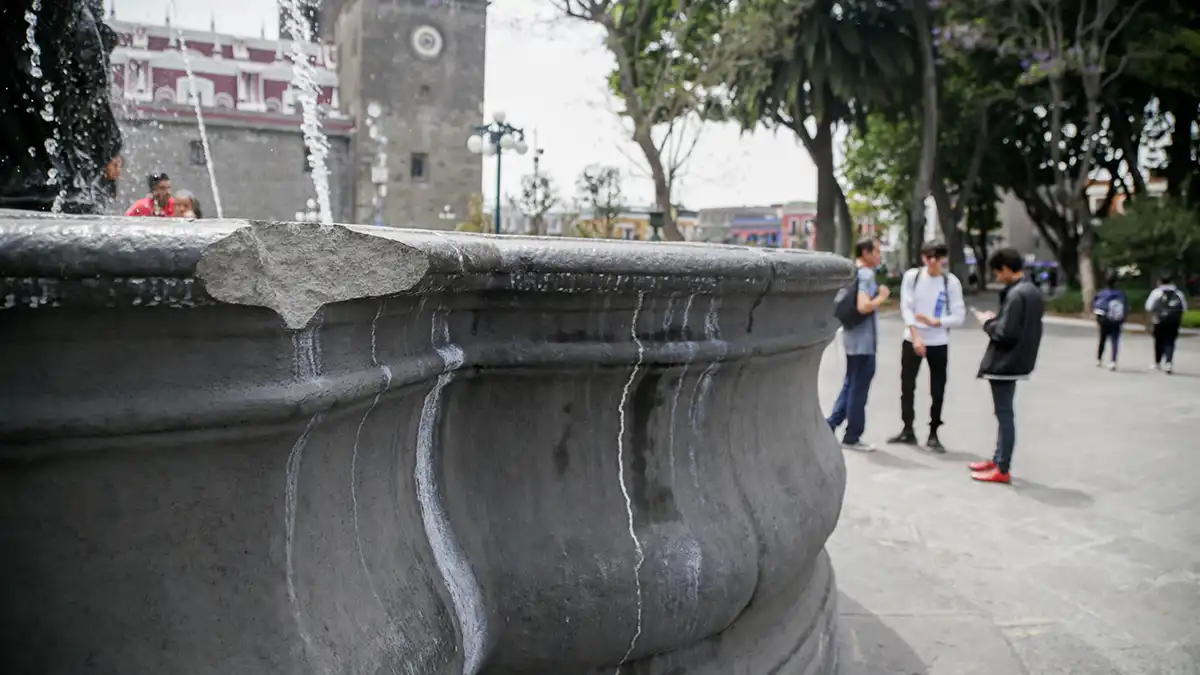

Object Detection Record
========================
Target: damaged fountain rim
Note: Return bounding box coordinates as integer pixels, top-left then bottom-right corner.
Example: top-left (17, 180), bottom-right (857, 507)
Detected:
top-left (0, 214), bottom-right (854, 318)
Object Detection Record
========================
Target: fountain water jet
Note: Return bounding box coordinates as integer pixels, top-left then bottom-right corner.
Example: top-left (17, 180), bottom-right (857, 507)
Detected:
top-left (280, 0), bottom-right (333, 224)
top-left (169, 1), bottom-right (224, 218)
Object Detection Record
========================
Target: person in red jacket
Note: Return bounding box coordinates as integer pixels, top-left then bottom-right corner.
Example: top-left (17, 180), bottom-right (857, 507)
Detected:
top-left (125, 172), bottom-right (175, 217)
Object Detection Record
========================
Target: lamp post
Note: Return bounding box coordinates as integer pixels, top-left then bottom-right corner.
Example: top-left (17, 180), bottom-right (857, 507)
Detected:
top-left (295, 198), bottom-right (319, 223)
top-left (467, 111), bottom-right (528, 234)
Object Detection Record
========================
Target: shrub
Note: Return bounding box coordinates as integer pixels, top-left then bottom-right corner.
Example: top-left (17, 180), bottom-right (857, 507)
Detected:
top-left (1045, 291), bottom-right (1084, 314)
top-left (1184, 310), bottom-right (1200, 329)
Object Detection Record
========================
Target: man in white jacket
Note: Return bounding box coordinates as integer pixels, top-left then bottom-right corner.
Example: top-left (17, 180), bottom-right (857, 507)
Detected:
top-left (888, 241), bottom-right (967, 452)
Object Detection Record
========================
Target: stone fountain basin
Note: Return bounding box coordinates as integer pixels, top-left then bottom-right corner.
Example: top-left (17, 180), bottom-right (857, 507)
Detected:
top-left (0, 213), bottom-right (851, 675)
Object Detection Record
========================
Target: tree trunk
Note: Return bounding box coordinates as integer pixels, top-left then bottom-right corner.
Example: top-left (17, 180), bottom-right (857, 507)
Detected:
top-left (930, 179), bottom-right (968, 280)
top-left (1165, 94), bottom-right (1198, 203)
top-left (908, 0), bottom-right (938, 249)
top-left (835, 179), bottom-right (854, 257)
top-left (812, 119), bottom-right (838, 253)
top-left (632, 126), bottom-right (683, 241)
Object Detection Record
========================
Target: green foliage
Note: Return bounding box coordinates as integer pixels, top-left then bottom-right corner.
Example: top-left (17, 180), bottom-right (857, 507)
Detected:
top-left (1183, 310), bottom-right (1200, 329)
top-left (842, 113), bottom-right (920, 229)
top-left (1096, 198), bottom-right (1200, 281)
top-left (1045, 288), bottom-right (1153, 316)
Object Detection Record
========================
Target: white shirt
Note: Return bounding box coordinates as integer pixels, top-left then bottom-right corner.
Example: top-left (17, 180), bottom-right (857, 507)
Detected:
top-left (900, 267), bottom-right (966, 347)
top-left (1145, 285), bottom-right (1188, 313)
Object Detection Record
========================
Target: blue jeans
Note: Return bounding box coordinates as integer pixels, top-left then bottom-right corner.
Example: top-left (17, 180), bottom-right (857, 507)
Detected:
top-left (827, 354), bottom-right (876, 444)
top-left (990, 380), bottom-right (1017, 473)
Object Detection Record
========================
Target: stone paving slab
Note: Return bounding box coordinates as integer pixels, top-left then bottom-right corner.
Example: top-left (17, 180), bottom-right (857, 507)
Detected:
top-left (822, 315), bottom-right (1200, 675)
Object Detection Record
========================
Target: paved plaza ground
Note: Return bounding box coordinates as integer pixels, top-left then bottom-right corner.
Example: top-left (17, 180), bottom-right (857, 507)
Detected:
top-left (822, 315), bottom-right (1200, 675)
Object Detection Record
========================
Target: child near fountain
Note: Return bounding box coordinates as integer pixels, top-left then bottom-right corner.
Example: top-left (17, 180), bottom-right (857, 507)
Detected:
top-left (174, 190), bottom-right (202, 219)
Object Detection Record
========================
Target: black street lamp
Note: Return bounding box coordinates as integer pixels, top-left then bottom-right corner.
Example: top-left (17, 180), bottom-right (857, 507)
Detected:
top-left (467, 111), bottom-right (528, 235)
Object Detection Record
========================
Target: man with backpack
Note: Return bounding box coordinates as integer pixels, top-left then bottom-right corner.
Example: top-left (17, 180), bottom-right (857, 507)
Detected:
top-left (888, 241), bottom-right (966, 452)
top-left (828, 238), bottom-right (890, 452)
top-left (1092, 272), bottom-right (1129, 371)
top-left (1146, 274), bottom-right (1188, 374)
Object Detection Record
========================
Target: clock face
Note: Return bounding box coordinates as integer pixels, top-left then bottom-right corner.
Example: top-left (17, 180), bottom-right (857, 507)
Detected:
top-left (411, 25), bottom-right (444, 59)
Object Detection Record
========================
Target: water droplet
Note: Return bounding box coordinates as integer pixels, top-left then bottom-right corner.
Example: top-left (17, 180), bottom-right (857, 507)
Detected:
top-left (30, 66), bottom-right (42, 79)
top-left (27, 147), bottom-right (36, 157)
top-left (44, 138), bottom-right (57, 155)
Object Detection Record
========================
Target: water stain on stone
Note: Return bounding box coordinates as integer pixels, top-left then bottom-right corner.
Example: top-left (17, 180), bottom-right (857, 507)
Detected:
top-left (554, 402), bottom-right (573, 476)
top-left (631, 369), bottom-right (681, 525)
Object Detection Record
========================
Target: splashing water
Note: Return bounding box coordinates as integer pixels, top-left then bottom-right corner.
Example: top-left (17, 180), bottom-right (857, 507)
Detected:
top-left (23, 0), bottom-right (66, 212)
top-left (616, 292), bottom-right (647, 670)
top-left (280, 0), bottom-right (333, 224)
top-left (169, 1), bottom-right (224, 218)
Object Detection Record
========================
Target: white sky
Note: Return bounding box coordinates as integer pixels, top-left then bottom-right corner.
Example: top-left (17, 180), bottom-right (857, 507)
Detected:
top-left (111, 0), bottom-right (818, 210)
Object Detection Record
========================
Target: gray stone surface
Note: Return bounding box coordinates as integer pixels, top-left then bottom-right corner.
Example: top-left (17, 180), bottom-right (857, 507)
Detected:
top-left (825, 314), bottom-right (1200, 675)
top-left (336, 0), bottom-right (487, 230)
top-left (0, 213), bottom-right (851, 674)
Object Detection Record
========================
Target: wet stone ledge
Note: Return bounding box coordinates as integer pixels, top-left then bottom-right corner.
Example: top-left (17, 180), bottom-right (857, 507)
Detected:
top-left (0, 213), bottom-right (851, 675)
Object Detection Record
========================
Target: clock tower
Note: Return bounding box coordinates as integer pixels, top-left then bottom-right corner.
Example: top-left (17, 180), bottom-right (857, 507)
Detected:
top-left (332, 0), bottom-right (486, 229)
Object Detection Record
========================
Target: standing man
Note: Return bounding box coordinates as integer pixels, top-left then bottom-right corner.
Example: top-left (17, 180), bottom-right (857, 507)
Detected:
top-left (968, 248), bottom-right (1044, 484)
top-left (125, 172), bottom-right (175, 217)
top-left (1146, 274), bottom-right (1187, 374)
top-left (888, 241), bottom-right (966, 452)
top-left (827, 238), bottom-right (890, 452)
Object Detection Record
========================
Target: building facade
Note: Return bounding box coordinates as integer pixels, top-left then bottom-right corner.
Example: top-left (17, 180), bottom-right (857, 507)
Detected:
top-left (107, 0), bottom-right (484, 229)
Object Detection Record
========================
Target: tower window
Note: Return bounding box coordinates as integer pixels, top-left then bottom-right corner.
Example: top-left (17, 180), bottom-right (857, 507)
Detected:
top-left (189, 140), bottom-right (206, 166)
top-left (411, 153), bottom-right (428, 181)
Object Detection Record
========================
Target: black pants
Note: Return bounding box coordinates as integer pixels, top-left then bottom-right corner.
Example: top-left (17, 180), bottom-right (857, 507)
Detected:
top-left (1154, 320), bottom-right (1181, 364)
top-left (1096, 319), bottom-right (1122, 362)
top-left (900, 340), bottom-right (948, 433)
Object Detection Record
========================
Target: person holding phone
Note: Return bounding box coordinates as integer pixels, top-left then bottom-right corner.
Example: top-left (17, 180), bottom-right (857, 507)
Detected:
top-left (888, 241), bottom-right (966, 452)
top-left (968, 248), bottom-right (1044, 485)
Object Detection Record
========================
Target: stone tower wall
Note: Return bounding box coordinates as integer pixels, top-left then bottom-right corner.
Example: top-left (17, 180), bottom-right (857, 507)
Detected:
top-left (336, 0), bottom-right (486, 230)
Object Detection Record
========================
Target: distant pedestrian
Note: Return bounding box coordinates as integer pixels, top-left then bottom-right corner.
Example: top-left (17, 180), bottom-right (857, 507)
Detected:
top-left (124, 172), bottom-right (175, 217)
top-left (888, 240), bottom-right (966, 452)
top-left (968, 248), bottom-right (1044, 484)
top-left (1146, 274), bottom-right (1187, 374)
top-left (827, 238), bottom-right (890, 452)
top-left (1092, 272), bottom-right (1128, 371)
top-left (174, 190), bottom-right (202, 219)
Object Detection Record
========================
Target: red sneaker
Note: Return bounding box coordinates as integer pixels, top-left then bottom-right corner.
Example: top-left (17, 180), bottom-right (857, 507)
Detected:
top-left (971, 468), bottom-right (1011, 484)
top-left (968, 459), bottom-right (996, 472)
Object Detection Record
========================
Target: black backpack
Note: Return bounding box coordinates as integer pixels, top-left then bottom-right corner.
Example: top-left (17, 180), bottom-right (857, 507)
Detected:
top-left (833, 277), bottom-right (869, 329)
top-left (1153, 288), bottom-right (1185, 324)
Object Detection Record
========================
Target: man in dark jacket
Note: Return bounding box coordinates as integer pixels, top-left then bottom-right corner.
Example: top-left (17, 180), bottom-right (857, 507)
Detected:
top-left (968, 248), bottom-right (1044, 484)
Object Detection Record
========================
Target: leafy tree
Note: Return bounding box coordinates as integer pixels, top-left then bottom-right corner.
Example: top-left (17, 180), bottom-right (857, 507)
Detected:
top-left (509, 173), bottom-right (559, 236)
top-left (554, 0), bottom-right (727, 241)
top-left (712, 0), bottom-right (917, 255)
top-left (576, 166), bottom-right (625, 238)
top-left (945, 0), bottom-right (1151, 306)
top-left (1097, 198), bottom-right (1200, 281)
top-left (455, 194), bottom-right (490, 233)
